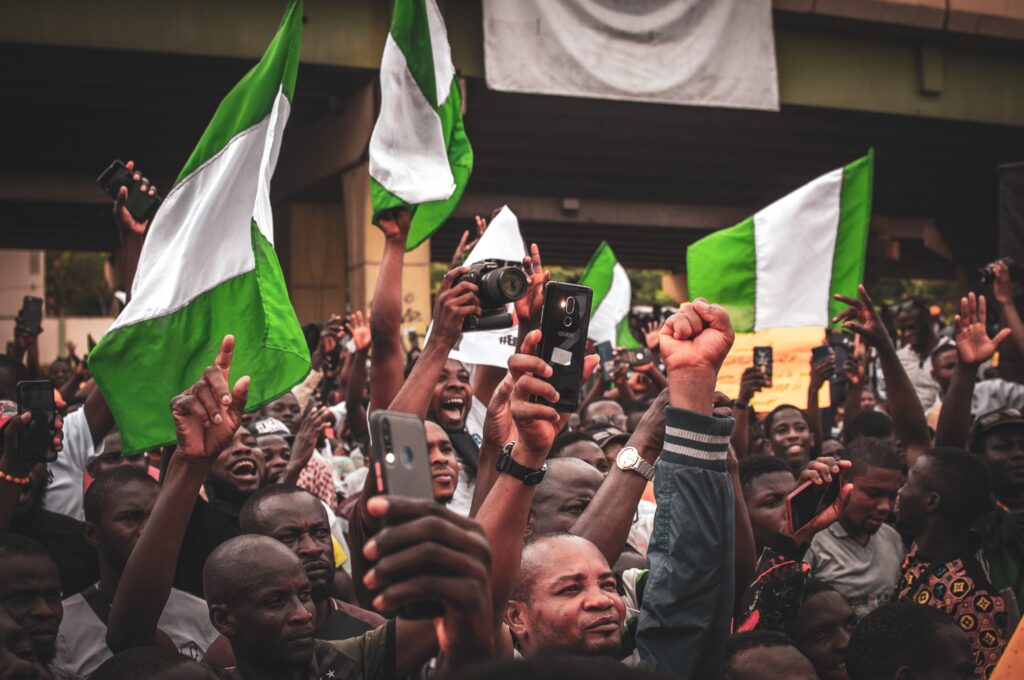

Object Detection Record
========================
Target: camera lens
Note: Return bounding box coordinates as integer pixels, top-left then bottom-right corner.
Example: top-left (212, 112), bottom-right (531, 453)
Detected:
top-left (496, 268), bottom-right (527, 300)
top-left (564, 316), bottom-right (573, 327)
top-left (565, 296), bottom-right (576, 314)
top-left (479, 264), bottom-right (527, 305)
top-left (400, 445), bottom-right (415, 469)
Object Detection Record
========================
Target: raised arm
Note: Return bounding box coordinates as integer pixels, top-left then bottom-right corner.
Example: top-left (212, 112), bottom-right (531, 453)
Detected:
top-left (636, 300), bottom-right (736, 678)
top-left (0, 400), bottom-right (65, 530)
top-left (841, 351), bottom-right (866, 427)
top-left (807, 353), bottom-right (834, 456)
top-left (991, 260), bottom-right (1024, 357)
top-left (281, 404), bottom-right (332, 485)
top-left (344, 310), bottom-right (372, 441)
top-left (731, 367), bottom-right (767, 458)
top-left (369, 208), bottom-right (412, 412)
top-left (936, 293), bottom-right (1011, 448)
top-left (113, 160), bottom-right (158, 303)
top-left (571, 389), bottom-right (668, 564)
top-left (106, 335), bottom-right (248, 652)
top-left (833, 285), bottom-right (931, 468)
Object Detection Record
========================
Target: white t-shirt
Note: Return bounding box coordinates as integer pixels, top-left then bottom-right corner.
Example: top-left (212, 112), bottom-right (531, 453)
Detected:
top-left (43, 408), bottom-right (104, 521)
top-left (54, 585), bottom-right (218, 677)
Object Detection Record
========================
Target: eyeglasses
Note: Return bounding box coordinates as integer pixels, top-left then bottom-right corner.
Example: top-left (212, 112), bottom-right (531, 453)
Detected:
top-left (976, 409), bottom-right (1024, 428)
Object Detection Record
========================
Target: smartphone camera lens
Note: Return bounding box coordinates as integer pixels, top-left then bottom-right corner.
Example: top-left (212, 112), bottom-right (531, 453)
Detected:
top-left (565, 296), bottom-right (576, 314)
top-left (563, 316), bottom-right (573, 327)
top-left (400, 446), bottom-right (415, 469)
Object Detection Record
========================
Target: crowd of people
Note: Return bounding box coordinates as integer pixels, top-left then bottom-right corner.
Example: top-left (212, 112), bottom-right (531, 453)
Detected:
top-left (1, 172), bottom-right (1024, 680)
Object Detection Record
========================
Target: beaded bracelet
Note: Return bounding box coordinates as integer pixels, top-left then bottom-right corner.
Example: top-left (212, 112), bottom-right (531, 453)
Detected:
top-left (0, 469), bottom-right (30, 486)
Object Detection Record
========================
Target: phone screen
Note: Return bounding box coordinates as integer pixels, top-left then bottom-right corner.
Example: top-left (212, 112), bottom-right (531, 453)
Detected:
top-left (753, 346), bottom-right (773, 387)
top-left (20, 297), bottom-right (43, 336)
top-left (17, 380), bottom-right (56, 463)
top-left (787, 475), bottom-right (842, 535)
top-left (535, 282), bottom-right (593, 412)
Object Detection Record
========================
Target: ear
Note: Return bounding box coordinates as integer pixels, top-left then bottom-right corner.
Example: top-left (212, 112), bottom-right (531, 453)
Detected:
top-left (925, 491), bottom-right (942, 514)
top-left (504, 600), bottom-right (529, 641)
top-left (209, 604), bottom-right (236, 637)
top-left (894, 665), bottom-right (917, 680)
top-left (81, 521), bottom-right (100, 549)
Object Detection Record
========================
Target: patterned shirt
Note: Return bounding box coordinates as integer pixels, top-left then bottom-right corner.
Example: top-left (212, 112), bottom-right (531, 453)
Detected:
top-left (896, 543), bottom-right (1009, 679)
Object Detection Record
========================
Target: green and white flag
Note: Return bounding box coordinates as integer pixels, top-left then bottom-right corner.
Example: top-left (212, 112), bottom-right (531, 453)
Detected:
top-left (579, 242), bottom-right (640, 348)
top-left (687, 150), bottom-right (873, 333)
top-left (370, 0), bottom-right (473, 252)
top-left (89, 0), bottom-right (309, 454)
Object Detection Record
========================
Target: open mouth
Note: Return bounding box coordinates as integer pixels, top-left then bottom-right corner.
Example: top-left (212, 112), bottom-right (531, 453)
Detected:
top-left (230, 459), bottom-right (260, 480)
top-left (440, 396), bottom-right (465, 418)
top-left (432, 471), bottom-right (455, 486)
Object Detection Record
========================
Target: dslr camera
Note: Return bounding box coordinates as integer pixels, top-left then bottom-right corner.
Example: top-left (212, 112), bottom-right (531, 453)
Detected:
top-left (455, 259), bottom-right (528, 331)
top-left (978, 257), bottom-right (1024, 285)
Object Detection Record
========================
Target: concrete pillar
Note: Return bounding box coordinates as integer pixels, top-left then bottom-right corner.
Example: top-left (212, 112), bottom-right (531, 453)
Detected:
top-left (341, 162), bottom-right (432, 333)
top-left (280, 202), bottom-right (346, 324)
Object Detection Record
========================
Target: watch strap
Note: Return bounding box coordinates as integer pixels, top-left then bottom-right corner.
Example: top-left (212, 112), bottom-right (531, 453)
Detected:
top-left (496, 442), bottom-right (547, 486)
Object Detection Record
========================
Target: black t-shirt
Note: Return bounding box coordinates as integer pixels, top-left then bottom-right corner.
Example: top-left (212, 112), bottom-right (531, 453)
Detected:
top-left (11, 509), bottom-right (98, 596)
top-left (174, 497), bottom-right (240, 598)
top-left (209, 621), bottom-right (395, 680)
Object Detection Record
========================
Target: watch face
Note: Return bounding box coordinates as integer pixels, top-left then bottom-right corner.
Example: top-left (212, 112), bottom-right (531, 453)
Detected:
top-left (618, 447), bottom-right (638, 468)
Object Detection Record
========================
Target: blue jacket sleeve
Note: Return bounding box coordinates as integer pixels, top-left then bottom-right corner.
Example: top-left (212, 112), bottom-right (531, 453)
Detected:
top-left (636, 406), bottom-right (735, 678)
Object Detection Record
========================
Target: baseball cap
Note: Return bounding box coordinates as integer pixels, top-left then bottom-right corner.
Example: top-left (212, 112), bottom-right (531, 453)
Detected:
top-left (248, 417), bottom-right (294, 442)
top-left (969, 408), bottom-right (1024, 451)
top-left (587, 426), bottom-right (630, 450)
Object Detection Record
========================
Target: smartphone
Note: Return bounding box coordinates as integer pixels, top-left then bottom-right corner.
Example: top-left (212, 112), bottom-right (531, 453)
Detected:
top-left (16, 380), bottom-right (57, 463)
top-left (811, 344), bottom-right (832, 366)
top-left (596, 341), bottom-right (615, 382)
top-left (533, 282), bottom-right (593, 412)
top-left (97, 160), bottom-right (162, 223)
top-left (753, 346), bottom-right (773, 388)
top-left (786, 473), bottom-right (842, 535)
top-left (367, 410), bottom-right (441, 618)
top-left (19, 296), bottom-right (43, 336)
top-left (622, 347), bottom-right (652, 367)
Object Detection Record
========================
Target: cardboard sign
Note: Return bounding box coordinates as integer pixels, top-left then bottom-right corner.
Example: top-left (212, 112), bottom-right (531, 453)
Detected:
top-left (716, 327), bottom-right (830, 413)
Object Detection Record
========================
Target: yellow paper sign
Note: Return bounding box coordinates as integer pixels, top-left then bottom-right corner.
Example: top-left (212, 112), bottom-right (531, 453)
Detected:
top-left (717, 327), bottom-right (830, 413)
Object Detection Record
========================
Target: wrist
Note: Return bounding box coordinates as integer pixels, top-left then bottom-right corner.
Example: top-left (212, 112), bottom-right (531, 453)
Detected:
top-left (667, 370), bottom-right (716, 414)
top-left (510, 440), bottom-right (547, 467)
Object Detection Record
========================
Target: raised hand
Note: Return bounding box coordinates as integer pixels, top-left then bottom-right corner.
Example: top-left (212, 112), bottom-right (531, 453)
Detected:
top-left (349, 310), bottom-right (371, 351)
top-left (843, 351), bottom-right (866, 386)
top-left (955, 292), bottom-right (1012, 365)
top-left (0, 393), bottom-right (66, 476)
top-left (377, 206), bottom-right (412, 242)
top-left (449, 215), bottom-right (487, 268)
top-left (809, 353), bottom-right (836, 391)
top-left (514, 242), bottom-right (550, 330)
top-left (790, 457), bottom-right (853, 544)
top-left (991, 260), bottom-right (1013, 305)
top-left (113, 160), bottom-right (158, 237)
top-left (290, 404), bottom-right (332, 474)
top-left (170, 335), bottom-right (249, 458)
top-left (659, 299), bottom-right (735, 376)
top-left (738, 366), bottom-right (769, 404)
top-left (642, 319), bottom-right (661, 351)
top-left (832, 285), bottom-right (892, 350)
top-left (430, 267), bottom-right (482, 348)
top-left (508, 330), bottom-right (597, 459)
top-left (482, 372), bottom-right (516, 450)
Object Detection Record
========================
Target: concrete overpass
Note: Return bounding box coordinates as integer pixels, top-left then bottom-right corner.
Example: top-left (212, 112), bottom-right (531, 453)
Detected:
top-left (4, 0), bottom-right (1024, 327)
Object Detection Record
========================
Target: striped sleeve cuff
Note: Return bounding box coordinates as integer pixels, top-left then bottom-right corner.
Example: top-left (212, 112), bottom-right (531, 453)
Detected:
top-left (660, 406), bottom-right (735, 471)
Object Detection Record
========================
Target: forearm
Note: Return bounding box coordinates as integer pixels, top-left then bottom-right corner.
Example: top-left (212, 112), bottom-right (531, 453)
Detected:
top-left (577, 377), bottom-right (606, 415)
top-left (935, 361), bottom-right (977, 448)
top-left (107, 452), bottom-right (209, 652)
top-left (644, 365), bottom-right (669, 391)
top-left (842, 379), bottom-right (863, 426)
top-left (388, 341), bottom-right (451, 419)
top-left (999, 300), bottom-right (1024, 356)
top-left (730, 406), bottom-right (750, 459)
top-left (468, 441), bottom-right (500, 517)
top-left (346, 348), bottom-right (369, 439)
top-left (877, 344), bottom-right (930, 467)
top-left (369, 240), bottom-right (407, 412)
top-left (637, 407), bottom-right (735, 677)
top-left (731, 457), bottom-right (757, 600)
top-left (83, 383), bottom-right (115, 448)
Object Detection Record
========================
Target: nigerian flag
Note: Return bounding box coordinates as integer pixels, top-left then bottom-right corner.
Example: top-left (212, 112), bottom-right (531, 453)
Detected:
top-left (89, 0), bottom-right (309, 454)
top-left (369, 0), bottom-right (473, 252)
top-left (580, 242), bottom-right (640, 349)
top-left (687, 150), bottom-right (873, 333)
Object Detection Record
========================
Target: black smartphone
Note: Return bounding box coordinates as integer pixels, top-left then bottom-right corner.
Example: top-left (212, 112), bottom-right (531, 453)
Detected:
top-left (622, 347), bottom-right (652, 367)
top-left (786, 473), bottom-right (842, 535)
top-left (534, 282), bottom-right (593, 412)
top-left (368, 410), bottom-right (441, 619)
top-left (97, 160), bottom-right (162, 223)
top-left (19, 296), bottom-right (43, 336)
top-left (753, 346), bottom-right (773, 388)
top-left (16, 380), bottom-right (57, 464)
top-left (596, 341), bottom-right (615, 382)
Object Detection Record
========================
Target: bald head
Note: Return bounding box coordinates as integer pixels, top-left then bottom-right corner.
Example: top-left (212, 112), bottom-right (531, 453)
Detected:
top-left (529, 457), bottom-right (604, 536)
top-left (513, 533), bottom-right (609, 602)
top-left (203, 535), bottom-right (305, 605)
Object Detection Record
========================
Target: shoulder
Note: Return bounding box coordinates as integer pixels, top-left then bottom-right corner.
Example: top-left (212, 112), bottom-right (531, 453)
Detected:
top-left (330, 598), bottom-right (386, 628)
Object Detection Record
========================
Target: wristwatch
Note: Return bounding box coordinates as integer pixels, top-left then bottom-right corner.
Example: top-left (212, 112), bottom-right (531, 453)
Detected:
top-left (495, 442), bottom-right (547, 486)
top-left (616, 446), bottom-right (655, 481)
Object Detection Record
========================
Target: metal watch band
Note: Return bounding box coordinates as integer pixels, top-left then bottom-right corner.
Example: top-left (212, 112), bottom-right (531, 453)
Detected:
top-left (633, 457), bottom-right (656, 481)
top-left (495, 441), bottom-right (548, 486)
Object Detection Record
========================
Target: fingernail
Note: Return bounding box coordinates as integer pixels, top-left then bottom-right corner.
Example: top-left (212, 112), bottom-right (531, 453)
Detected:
top-left (204, 420), bottom-right (211, 428)
top-left (221, 395), bottom-right (231, 405)
top-left (363, 569), bottom-right (377, 589)
top-left (213, 414), bottom-right (223, 424)
top-left (363, 540), bottom-right (378, 560)
top-left (372, 595), bottom-right (385, 610)
top-left (553, 392), bottom-right (560, 402)
top-left (696, 299), bottom-right (710, 309)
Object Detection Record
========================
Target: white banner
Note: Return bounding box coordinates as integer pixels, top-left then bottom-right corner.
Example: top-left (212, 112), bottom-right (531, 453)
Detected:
top-left (482, 0), bottom-right (779, 111)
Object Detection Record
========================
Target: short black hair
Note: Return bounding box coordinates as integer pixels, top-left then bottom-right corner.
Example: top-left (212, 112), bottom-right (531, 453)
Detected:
top-left (922, 447), bottom-right (993, 524)
top-left (548, 431), bottom-right (600, 459)
top-left (511, 532), bottom-right (585, 603)
top-left (90, 646), bottom-right (207, 680)
top-left (739, 454), bottom-right (794, 495)
top-left (843, 411), bottom-right (895, 444)
top-left (238, 484), bottom-right (325, 534)
top-left (83, 466), bottom-right (157, 524)
top-left (723, 630), bottom-right (801, 680)
top-left (0, 532), bottom-right (51, 559)
top-left (843, 437), bottom-right (901, 481)
top-left (763, 405), bottom-right (806, 435)
top-left (846, 602), bottom-right (961, 680)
